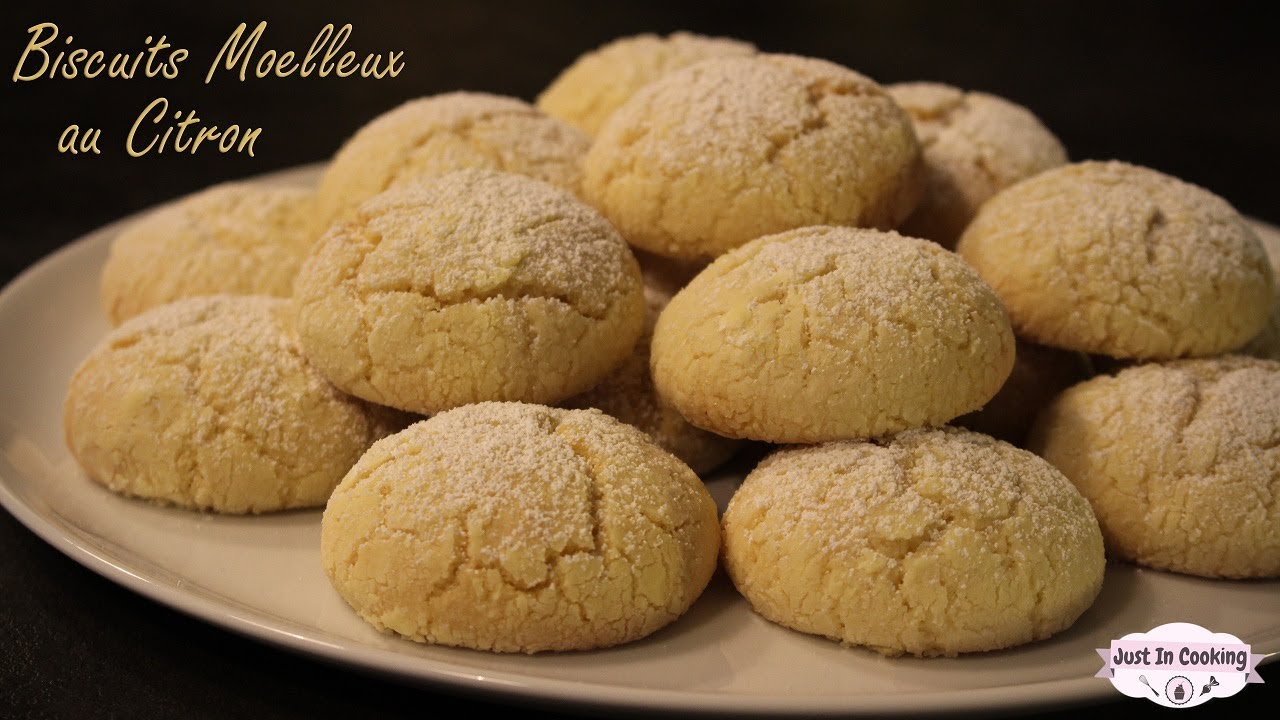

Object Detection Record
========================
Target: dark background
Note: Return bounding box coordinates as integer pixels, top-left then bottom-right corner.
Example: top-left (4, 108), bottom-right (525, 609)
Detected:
top-left (1, 1), bottom-right (1276, 718)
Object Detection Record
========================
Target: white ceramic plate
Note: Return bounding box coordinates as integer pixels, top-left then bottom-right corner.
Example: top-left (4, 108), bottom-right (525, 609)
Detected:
top-left (2, 165), bottom-right (1278, 716)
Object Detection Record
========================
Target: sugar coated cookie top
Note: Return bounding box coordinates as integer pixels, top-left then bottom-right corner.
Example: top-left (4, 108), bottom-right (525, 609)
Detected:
top-left (537, 32), bottom-right (756, 136)
top-left (65, 295), bottom-right (402, 513)
top-left (321, 402), bottom-right (720, 652)
top-left (958, 160), bottom-right (1273, 359)
top-left (1031, 355), bottom-right (1280, 578)
top-left (722, 428), bottom-right (1104, 656)
top-left (295, 169), bottom-right (645, 413)
top-left (651, 226), bottom-right (1013, 442)
top-left (583, 54), bottom-right (923, 259)
top-left (101, 182), bottom-right (316, 325)
top-left (889, 82), bottom-right (1067, 247)
top-left (316, 92), bottom-right (590, 232)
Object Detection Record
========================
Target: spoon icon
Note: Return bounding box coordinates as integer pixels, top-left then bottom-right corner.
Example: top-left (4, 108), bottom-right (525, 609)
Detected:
top-left (1139, 675), bottom-right (1160, 697)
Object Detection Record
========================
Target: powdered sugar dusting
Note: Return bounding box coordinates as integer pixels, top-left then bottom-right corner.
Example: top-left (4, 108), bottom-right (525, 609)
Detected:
top-left (721, 427), bottom-right (1105, 655)
top-left (66, 295), bottom-right (403, 512)
top-left (349, 169), bottom-right (636, 319)
top-left (321, 402), bottom-right (720, 651)
top-left (100, 182), bottom-right (316, 324)
top-left (957, 160), bottom-right (1274, 358)
top-left (1031, 355), bottom-right (1280, 577)
top-left (732, 428), bottom-right (1098, 560)
top-left (888, 81), bottom-right (1067, 246)
top-left (583, 53), bottom-right (922, 258)
top-left (649, 225), bottom-right (1013, 440)
top-left (318, 92), bottom-right (590, 228)
top-left (344, 403), bottom-right (710, 564)
top-left (537, 32), bottom-right (756, 135)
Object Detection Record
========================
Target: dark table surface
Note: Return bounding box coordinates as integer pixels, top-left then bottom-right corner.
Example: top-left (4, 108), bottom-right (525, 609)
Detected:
top-left (2, 2), bottom-right (1277, 718)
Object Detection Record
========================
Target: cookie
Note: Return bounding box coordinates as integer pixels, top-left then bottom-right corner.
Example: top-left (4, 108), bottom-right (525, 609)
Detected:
top-left (957, 161), bottom-right (1273, 359)
top-left (889, 82), bottom-right (1067, 248)
top-left (315, 92), bottom-right (590, 233)
top-left (1030, 356), bottom-right (1280, 578)
top-left (651, 226), bottom-right (1014, 442)
top-left (64, 296), bottom-right (403, 513)
top-left (321, 402), bottom-right (721, 653)
top-left (722, 429), bottom-right (1105, 656)
top-left (956, 339), bottom-right (1092, 446)
top-left (537, 32), bottom-right (755, 136)
top-left (294, 170), bottom-right (645, 415)
top-left (566, 283), bottom-right (742, 475)
top-left (100, 183), bottom-right (315, 326)
top-left (583, 54), bottom-right (923, 260)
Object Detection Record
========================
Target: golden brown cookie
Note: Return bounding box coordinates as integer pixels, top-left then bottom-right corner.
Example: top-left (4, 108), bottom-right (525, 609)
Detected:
top-left (537, 32), bottom-right (755, 136)
top-left (1030, 356), bottom-right (1280, 578)
top-left (64, 295), bottom-right (403, 513)
top-left (651, 226), bottom-right (1014, 442)
top-left (100, 183), bottom-right (315, 326)
top-left (321, 402), bottom-right (721, 652)
top-left (295, 170), bottom-right (645, 415)
top-left (722, 429), bottom-right (1105, 656)
top-left (889, 82), bottom-right (1067, 247)
top-left (957, 161), bottom-right (1273, 359)
top-left (583, 54), bottom-right (923, 260)
top-left (315, 92), bottom-right (590, 232)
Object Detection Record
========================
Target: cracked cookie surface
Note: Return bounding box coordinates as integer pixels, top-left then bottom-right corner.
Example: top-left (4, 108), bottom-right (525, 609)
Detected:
top-left (957, 161), bottom-right (1273, 359)
top-left (294, 170), bottom-right (645, 415)
top-left (722, 428), bottom-right (1104, 656)
top-left (320, 402), bottom-right (721, 653)
top-left (64, 295), bottom-right (405, 513)
top-left (651, 226), bottom-right (1014, 442)
top-left (536, 32), bottom-right (755, 137)
top-left (316, 92), bottom-right (590, 234)
top-left (889, 82), bottom-right (1067, 248)
top-left (100, 183), bottom-right (316, 326)
top-left (582, 54), bottom-right (923, 260)
top-left (1030, 356), bottom-right (1280, 578)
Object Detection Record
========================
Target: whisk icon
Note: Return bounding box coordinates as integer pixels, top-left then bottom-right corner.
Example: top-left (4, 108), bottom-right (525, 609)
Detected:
top-left (1138, 675), bottom-right (1159, 697)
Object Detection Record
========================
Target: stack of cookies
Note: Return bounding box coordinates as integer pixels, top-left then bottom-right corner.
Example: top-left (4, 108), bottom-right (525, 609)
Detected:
top-left (64, 32), bottom-right (1278, 659)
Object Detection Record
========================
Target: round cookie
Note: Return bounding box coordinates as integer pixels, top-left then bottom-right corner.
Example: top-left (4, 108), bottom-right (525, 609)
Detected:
top-left (566, 284), bottom-right (742, 475)
top-left (321, 402), bottom-right (721, 653)
top-left (889, 82), bottom-right (1068, 248)
top-left (294, 169), bottom-right (645, 415)
top-left (100, 183), bottom-right (315, 326)
top-left (1241, 220), bottom-right (1280, 360)
top-left (956, 339), bottom-right (1092, 446)
top-left (537, 32), bottom-right (755, 136)
top-left (583, 54), bottom-right (924, 260)
top-left (651, 226), bottom-right (1014, 442)
top-left (1030, 356), bottom-right (1280, 578)
top-left (315, 92), bottom-right (590, 233)
top-left (722, 429), bottom-right (1105, 657)
top-left (957, 161), bottom-right (1273, 359)
top-left (64, 295), bottom-right (403, 513)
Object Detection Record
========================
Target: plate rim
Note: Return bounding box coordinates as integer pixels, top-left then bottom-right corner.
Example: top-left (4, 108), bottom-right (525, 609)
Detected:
top-left (1, 164), bottom-right (1275, 716)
